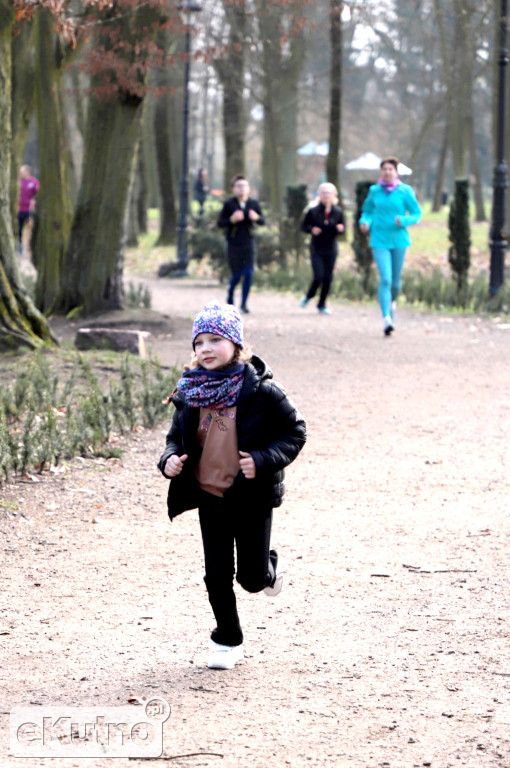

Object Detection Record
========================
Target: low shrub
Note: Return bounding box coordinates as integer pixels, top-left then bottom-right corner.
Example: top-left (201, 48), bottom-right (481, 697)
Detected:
top-left (0, 352), bottom-right (179, 484)
top-left (126, 282), bottom-right (152, 309)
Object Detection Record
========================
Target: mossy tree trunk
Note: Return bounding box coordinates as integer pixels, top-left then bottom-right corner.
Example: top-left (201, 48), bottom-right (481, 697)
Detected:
top-left (61, 88), bottom-right (143, 315)
top-left (59, 0), bottom-right (164, 316)
top-left (33, 6), bottom-right (73, 312)
top-left (0, 0), bottom-right (55, 349)
top-left (10, 19), bottom-right (35, 228)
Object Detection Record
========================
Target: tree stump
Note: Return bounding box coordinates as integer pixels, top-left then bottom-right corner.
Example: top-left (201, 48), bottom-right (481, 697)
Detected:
top-left (75, 328), bottom-right (152, 357)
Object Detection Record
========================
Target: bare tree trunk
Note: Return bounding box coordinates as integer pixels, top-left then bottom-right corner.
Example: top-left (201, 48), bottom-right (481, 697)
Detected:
top-left (432, 123), bottom-right (449, 211)
top-left (261, 103), bottom-right (281, 213)
top-left (433, 0), bottom-right (470, 178)
top-left (215, 1), bottom-right (246, 191)
top-left (468, 111), bottom-right (486, 221)
top-left (280, 37), bottom-right (304, 200)
top-left (0, 0), bottom-right (55, 349)
top-left (259, 0), bottom-right (305, 215)
top-left (126, 141), bottom-right (140, 248)
top-left (136, 136), bottom-right (148, 234)
top-left (201, 67), bottom-right (210, 171)
top-left (154, 92), bottom-right (177, 245)
top-left (326, 0), bottom-right (343, 194)
top-left (208, 85), bottom-right (218, 186)
top-left (152, 30), bottom-right (177, 245)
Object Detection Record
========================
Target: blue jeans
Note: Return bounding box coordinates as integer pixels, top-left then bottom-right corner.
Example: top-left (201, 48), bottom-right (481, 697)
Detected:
top-left (227, 265), bottom-right (253, 309)
top-left (372, 247), bottom-right (407, 318)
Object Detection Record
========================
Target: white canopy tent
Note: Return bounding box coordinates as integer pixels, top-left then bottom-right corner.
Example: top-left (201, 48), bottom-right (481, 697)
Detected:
top-left (344, 152), bottom-right (412, 176)
top-left (297, 141), bottom-right (329, 157)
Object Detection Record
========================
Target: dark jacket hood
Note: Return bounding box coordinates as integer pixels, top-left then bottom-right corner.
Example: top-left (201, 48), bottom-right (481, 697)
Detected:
top-left (245, 354), bottom-right (273, 386)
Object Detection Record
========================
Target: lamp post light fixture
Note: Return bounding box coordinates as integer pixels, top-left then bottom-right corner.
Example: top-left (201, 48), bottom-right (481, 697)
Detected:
top-left (489, 0), bottom-right (508, 296)
top-left (175, 0), bottom-right (202, 277)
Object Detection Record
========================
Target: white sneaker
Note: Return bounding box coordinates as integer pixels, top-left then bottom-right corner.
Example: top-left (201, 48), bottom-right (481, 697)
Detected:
top-left (207, 640), bottom-right (244, 670)
top-left (383, 316), bottom-right (394, 336)
top-left (264, 573), bottom-right (284, 596)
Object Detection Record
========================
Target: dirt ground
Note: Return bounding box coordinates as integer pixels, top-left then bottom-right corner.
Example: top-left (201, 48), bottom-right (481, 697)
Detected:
top-left (1, 276), bottom-right (510, 768)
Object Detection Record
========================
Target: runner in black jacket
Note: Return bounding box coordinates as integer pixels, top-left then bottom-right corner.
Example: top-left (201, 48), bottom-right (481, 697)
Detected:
top-left (300, 182), bottom-right (345, 315)
top-left (217, 175), bottom-right (265, 314)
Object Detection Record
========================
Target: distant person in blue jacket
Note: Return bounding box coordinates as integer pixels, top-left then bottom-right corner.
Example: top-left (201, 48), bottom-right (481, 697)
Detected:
top-left (359, 156), bottom-right (421, 336)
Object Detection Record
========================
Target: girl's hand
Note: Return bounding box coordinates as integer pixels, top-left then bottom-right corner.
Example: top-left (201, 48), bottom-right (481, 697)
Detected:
top-left (239, 451), bottom-right (256, 479)
top-left (248, 209), bottom-right (259, 221)
top-left (311, 226), bottom-right (322, 236)
top-left (164, 454), bottom-right (188, 478)
top-left (395, 216), bottom-right (401, 227)
top-left (231, 210), bottom-right (244, 223)
top-left (359, 223), bottom-right (369, 233)
top-left (336, 223), bottom-right (345, 233)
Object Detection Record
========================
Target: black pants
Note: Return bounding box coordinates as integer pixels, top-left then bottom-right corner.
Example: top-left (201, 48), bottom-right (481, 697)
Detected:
top-left (18, 211), bottom-right (30, 248)
top-left (306, 251), bottom-right (337, 308)
top-left (198, 489), bottom-right (276, 647)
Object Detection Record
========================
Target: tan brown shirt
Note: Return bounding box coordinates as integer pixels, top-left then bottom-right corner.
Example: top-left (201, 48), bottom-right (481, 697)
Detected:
top-left (196, 407), bottom-right (239, 497)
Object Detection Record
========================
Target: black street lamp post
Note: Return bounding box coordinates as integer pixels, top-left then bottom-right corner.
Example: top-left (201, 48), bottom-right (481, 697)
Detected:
top-left (175, 1), bottom-right (202, 277)
top-left (489, 0), bottom-right (509, 295)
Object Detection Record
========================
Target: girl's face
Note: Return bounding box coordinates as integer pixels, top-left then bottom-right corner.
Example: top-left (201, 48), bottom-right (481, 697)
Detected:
top-left (380, 162), bottom-right (398, 182)
top-left (318, 187), bottom-right (335, 207)
top-left (194, 333), bottom-right (236, 370)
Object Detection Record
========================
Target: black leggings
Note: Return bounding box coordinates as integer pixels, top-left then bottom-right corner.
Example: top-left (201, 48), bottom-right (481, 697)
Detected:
top-left (306, 251), bottom-right (337, 308)
top-left (198, 490), bottom-right (275, 647)
top-left (18, 211), bottom-right (30, 245)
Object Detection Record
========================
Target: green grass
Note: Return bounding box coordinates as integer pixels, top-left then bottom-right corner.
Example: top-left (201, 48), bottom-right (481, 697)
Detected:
top-left (124, 230), bottom-right (176, 277)
top-left (410, 202), bottom-right (490, 274)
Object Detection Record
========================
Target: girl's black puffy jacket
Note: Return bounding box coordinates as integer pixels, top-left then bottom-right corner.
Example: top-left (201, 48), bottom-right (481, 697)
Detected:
top-left (157, 355), bottom-right (306, 520)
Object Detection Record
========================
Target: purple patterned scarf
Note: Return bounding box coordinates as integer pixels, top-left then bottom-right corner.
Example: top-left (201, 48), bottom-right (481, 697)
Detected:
top-left (378, 177), bottom-right (401, 194)
top-left (176, 364), bottom-right (245, 408)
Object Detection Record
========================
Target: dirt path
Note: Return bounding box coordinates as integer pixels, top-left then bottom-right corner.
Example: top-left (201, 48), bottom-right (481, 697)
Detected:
top-left (1, 279), bottom-right (510, 768)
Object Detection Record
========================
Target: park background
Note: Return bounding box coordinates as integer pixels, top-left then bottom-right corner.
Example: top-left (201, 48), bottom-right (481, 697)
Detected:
top-left (2, 4), bottom-right (510, 765)
top-left (1, 0), bottom-right (510, 353)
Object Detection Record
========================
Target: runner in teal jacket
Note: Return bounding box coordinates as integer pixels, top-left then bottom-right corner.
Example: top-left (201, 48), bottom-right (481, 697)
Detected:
top-left (359, 156), bottom-right (421, 335)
